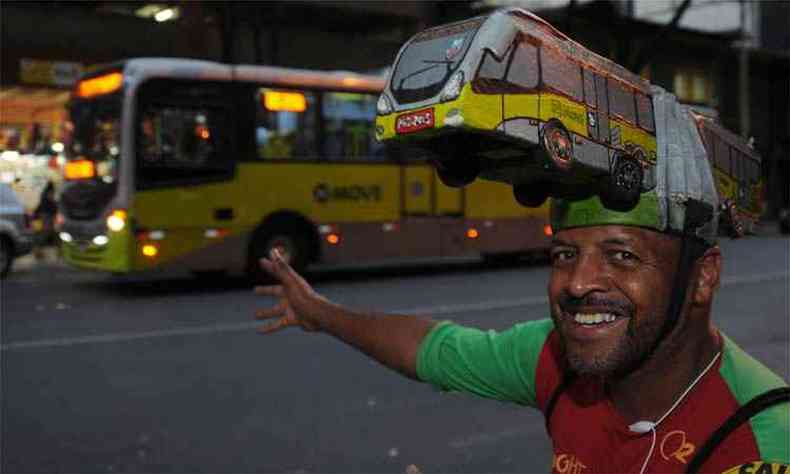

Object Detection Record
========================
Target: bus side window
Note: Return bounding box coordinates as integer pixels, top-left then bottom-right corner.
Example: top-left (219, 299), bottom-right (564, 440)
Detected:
top-left (540, 46), bottom-right (583, 102)
top-left (477, 48), bottom-right (509, 83)
top-left (636, 93), bottom-right (654, 132)
top-left (608, 78), bottom-right (636, 125)
top-left (322, 92), bottom-right (386, 162)
top-left (583, 69), bottom-right (596, 107)
top-left (506, 40), bottom-right (539, 90)
top-left (714, 136), bottom-right (730, 174)
top-left (255, 88), bottom-right (318, 160)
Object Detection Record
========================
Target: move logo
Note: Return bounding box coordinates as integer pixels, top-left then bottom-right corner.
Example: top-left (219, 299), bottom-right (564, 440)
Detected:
top-left (552, 454), bottom-right (587, 474)
top-left (313, 183), bottom-right (382, 203)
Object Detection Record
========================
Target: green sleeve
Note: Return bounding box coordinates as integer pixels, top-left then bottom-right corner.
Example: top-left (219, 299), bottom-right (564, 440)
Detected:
top-left (719, 333), bottom-right (790, 463)
top-left (416, 319), bottom-right (554, 407)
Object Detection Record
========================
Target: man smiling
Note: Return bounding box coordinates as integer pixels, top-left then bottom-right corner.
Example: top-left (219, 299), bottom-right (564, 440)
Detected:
top-left (253, 89), bottom-right (788, 473)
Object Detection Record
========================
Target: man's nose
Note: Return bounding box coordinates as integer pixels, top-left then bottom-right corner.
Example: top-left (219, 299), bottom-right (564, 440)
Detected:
top-left (566, 253), bottom-right (608, 298)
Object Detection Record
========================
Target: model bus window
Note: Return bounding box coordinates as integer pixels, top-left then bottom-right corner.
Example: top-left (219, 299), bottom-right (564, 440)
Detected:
top-left (609, 78), bottom-right (636, 125)
top-left (540, 46), bottom-right (583, 101)
top-left (390, 19), bottom-right (482, 104)
top-left (506, 40), bottom-right (539, 90)
top-left (477, 48), bottom-right (509, 85)
top-left (583, 69), bottom-right (596, 107)
top-left (136, 105), bottom-right (232, 186)
top-left (714, 136), bottom-right (730, 173)
top-left (256, 88), bottom-right (318, 160)
top-left (635, 93), bottom-right (655, 132)
top-left (323, 92), bottom-right (385, 161)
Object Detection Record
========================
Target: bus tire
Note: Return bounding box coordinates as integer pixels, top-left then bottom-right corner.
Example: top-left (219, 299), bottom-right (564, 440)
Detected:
top-left (541, 120), bottom-right (573, 171)
top-left (248, 229), bottom-right (311, 282)
top-left (0, 236), bottom-right (13, 279)
top-left (600, 155), bottom-right (642, 212)
top-left (513, 182), bottom-right (549, 207)
top-left (435, 158), bottom-right (479, 188)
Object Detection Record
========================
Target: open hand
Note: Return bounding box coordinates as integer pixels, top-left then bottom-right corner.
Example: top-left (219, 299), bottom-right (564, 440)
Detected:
top-left (254, 248), bottom-right (327, 334)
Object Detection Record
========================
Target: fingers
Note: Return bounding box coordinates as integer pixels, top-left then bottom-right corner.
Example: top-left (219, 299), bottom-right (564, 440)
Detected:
top-left (260, 248), bottom-right (301, 282)
top-left (255, 302), bottom-right (286, 320)
top-left (256, 317), bottom-right (291, 335)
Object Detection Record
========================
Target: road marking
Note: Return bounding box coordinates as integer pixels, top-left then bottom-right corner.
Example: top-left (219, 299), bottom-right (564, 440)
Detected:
top-left (2, 271), bottom-right (787, 352)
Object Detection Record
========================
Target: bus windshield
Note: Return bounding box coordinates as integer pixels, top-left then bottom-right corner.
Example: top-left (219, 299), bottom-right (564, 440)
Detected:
top-left (390, 18), bottom-right (482, 104)
top-left (67, 95), bottom-right (122, 181)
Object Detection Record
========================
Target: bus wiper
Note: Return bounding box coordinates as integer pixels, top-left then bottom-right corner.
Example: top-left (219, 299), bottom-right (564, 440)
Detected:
top-left (396, 61), bottom-right (452, 90)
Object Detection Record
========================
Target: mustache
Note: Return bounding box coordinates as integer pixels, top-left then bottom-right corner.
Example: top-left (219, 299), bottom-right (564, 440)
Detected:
top-left (557, 292), bottom-right (634, 317)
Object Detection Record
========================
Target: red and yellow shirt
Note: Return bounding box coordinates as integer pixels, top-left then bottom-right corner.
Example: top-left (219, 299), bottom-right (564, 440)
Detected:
top-left (417, 319), bottom-right (789, 473)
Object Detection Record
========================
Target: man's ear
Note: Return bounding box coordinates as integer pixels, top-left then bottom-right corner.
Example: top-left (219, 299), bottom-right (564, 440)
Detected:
top-left (692, 246), bottom-right (722, 305)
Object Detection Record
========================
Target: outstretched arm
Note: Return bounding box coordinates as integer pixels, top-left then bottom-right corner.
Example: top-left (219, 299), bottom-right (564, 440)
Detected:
top-left (254, 248), bottom-right (437, 379)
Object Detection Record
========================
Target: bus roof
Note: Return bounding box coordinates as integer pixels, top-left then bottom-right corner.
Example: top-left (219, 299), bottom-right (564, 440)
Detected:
top-left (502, 8), bottom-right (652, 95)
top-left (691, 111), bottom-right (761, 162)
top-left (83, 58), bottom-right (386, 94)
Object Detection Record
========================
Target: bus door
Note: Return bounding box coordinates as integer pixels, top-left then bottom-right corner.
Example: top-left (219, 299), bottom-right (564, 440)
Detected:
top-left (133, 80), bottom-right (238, 269)
top-left (593, 72), bottom-right (610, 144)
top-left (401, 164), bottom-right (442, 257)
top-left (434, 170), bottom-right (466, 257)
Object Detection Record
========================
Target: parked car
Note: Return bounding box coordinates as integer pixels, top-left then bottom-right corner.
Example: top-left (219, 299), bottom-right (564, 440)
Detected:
top-left (0, 182), bottom-right (34, 278)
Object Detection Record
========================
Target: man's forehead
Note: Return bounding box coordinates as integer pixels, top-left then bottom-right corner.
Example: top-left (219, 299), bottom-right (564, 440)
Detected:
top-left (553, 225), bottom-right (678, 247)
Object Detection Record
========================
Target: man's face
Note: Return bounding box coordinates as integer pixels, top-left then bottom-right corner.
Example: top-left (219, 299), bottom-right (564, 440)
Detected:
top-left (548, 225), bottom-right (681, 377)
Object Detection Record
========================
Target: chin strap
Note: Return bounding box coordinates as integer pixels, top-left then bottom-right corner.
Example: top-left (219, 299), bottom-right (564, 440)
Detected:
top-left (647, 200), bottom-right (714, 361)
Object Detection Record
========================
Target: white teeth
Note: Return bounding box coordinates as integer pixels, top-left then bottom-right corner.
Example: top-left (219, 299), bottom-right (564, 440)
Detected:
top-left (573, 313), bottom-right (617, 325)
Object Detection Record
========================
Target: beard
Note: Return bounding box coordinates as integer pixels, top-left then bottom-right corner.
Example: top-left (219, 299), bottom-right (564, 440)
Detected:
top-left (552, 293), bottom-right (665, 378)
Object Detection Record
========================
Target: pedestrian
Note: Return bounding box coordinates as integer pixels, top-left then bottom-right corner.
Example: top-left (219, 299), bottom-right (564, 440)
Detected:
top-left (252, 93), bottom-right (788, 472)
top-left (33, 181), bottom-right (57, 260)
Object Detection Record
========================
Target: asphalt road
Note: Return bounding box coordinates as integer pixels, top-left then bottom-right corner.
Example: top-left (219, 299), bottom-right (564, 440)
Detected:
top-left (2, 234), bottom-right (788, 473)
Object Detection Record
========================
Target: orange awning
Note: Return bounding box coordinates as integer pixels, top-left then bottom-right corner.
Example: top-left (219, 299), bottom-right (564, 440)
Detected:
top-left (0, 86), bottom-right (70, 125)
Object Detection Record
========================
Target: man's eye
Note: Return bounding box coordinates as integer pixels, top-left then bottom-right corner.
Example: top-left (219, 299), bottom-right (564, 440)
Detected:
top-left (613, 250), bottom-right (638, 262)
top-left (551, 250), bottom-right (575, 262)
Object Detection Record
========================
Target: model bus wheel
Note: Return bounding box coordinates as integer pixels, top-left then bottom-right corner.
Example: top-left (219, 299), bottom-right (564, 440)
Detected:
top-left (720, 200), bottom-right (745, 238)
top-left (513, 182), bottom-right (549, 207)
top-left (600, 155), bottom-right (643, 212)
top-left (0, 237), bottom-right (13, 279)
top-left (249, 230), bottom-right (309, 282)
top-left (435, 159), bottom-right (479, 188)
top-left (542, 121), bottom-right (573, 171)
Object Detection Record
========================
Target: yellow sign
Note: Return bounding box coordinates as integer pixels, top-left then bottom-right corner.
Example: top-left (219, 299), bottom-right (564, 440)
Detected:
top-left (262, 90), bottom-right (306, 112)
top-left (722, 461), bottom-right (790, 474)
top-left (20, 59), bottom-right (83, 87)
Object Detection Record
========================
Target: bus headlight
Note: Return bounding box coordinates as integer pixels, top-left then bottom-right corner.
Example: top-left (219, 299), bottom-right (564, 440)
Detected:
top-left (376, 93), bottom-right (393, 115)
top-left (93, 235), bottom-right (109, 246)
top-left (106, 209), bottom-right (127, 232)
top-left (440, 71), bottom-right (464, 103)
top-left (59, 232), bottom-right (73, 243)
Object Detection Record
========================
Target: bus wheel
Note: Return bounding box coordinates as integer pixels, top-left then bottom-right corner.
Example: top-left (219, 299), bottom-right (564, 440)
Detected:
top-left (600, 155), bottom-right (642, 211)
top-left (542, 120), bottom-right (573, 171)
top-left (249, 230), bottom-right (309, 282)
top-left (435, 158), bottom-right (479, 188)
top-left (513, 182), bottom-right (549, 207)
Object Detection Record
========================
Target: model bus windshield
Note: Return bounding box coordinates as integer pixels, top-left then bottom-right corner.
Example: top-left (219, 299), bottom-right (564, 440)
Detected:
top-left (390, 19), bottom-right (482, 104)
top-left (67, 95), bottom-right (122, 182)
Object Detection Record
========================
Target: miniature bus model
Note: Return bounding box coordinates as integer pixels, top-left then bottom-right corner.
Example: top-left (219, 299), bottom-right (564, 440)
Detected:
top-left (691, 111), bottom-right (763, 236)
top-left (375, 8), bottom-right (658, 211)
top-left (57, 58), bottom-right (552, 277)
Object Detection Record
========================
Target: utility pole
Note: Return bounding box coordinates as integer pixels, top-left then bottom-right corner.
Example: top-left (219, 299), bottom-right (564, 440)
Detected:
top-left (738, 0), bottom-right (750, 138)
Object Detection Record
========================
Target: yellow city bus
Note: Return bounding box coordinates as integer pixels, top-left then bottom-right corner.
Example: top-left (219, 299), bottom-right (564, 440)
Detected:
top-left (58, 58), bottom-right (551, 278)
top-left (691, 111), bottom-right (764, 236)
top-left (376, 8), bottom-right (657, 211)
